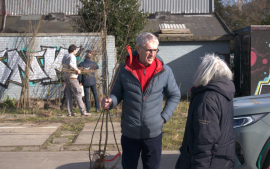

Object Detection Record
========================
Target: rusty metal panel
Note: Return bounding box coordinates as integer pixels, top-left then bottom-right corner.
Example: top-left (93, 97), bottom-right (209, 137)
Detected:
top-left (6, 0), bottom-right (83, 15)
top-left (139, 0), bottom-right (214, 14)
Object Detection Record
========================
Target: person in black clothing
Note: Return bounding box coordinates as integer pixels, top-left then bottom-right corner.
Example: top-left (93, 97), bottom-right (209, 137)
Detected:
top-left (175, 54), bottom-right (235, 169)
top-left (78, 51), bottom-right (100, 112)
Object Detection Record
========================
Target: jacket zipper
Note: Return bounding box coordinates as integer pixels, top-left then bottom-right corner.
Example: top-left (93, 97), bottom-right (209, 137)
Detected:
top-left (124, 66), bottom-right (144, 139)
top-left (141, 95), bottom-right (144, 139)
top-left (144, 68), bottom-right (165, 96)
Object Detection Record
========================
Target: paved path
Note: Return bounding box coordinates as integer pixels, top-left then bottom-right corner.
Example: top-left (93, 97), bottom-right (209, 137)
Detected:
top-left (0, 151), bottom-right (180, 169)
top-left (75, 122), bottom-right (121, 145)
top-left (0, 122), bottom-right (181, 168)
top-left (0, 123), bottom-right (61, 146)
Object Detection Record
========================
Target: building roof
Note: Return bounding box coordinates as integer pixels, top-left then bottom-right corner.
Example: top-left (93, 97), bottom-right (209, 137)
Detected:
top-left (1, 11), bottom-right (234, 42)
top-left (145, 12), bottom-right (234, 41)
top-left (1, 15), bottom-right (78, 33)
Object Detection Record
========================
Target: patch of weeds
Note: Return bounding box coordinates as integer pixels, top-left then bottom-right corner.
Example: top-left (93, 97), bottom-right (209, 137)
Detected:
top-left (49, 117), bottom-right (58, 121)
top-left (14, 146), bottom-right (23, 151)
top-left (10, 119), bottom-right (28, 123)
top-left (54, 109), bottom-right (66, 115)
top-left (43, 130), bottom-right (62, 148)
top-left (54, 130), bottom-right (61, 137)
top-left (26, 117), bottom-right (42, 121)
top-left (66, 136), bottom-right (76, 146)
top-left (162, 101), bottom-right (189, 150)
top-left (1, 96), bottom-right (16, 108)
top-left (61, 120), bottom-right (85, 133)
top-left (73, 108), bottom-right (81, 114)
top-left (43, 139), bottom-right (52, 147)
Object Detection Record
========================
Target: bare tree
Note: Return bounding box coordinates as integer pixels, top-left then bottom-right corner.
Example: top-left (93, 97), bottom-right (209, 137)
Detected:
top-left (221, 0), bottom-right (270, 30)
top-left (238, 0), bottom-right (244, 10)
top-left (18, 0), bottom-right (48, 109)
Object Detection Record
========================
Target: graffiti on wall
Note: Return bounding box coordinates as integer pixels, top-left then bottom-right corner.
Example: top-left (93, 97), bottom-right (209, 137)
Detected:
top-left (0, 46), bottom-right (82, 88)
top-left (251, 31), bottom-right (270, 95)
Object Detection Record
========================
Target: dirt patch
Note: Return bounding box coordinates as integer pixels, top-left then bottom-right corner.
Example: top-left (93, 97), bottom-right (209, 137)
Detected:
top-left (26, 98), bottom-right (62, 110)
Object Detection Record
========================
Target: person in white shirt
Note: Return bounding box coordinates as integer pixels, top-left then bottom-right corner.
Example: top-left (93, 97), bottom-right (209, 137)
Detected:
top-left (62, 44), bottom-right (90, 116)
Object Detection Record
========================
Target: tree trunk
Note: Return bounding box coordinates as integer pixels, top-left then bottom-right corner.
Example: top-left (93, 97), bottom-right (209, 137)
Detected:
top-left (238, 0), bottom-right (243, 11)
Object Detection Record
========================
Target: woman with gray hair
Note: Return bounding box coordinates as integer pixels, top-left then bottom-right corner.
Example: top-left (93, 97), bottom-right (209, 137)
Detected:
top-left (175, 54), bottom-right (235, 169)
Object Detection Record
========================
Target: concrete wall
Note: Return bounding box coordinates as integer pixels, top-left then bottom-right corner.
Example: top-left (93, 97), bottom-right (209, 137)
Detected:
top-left (158, 41), bottom-right (230, 96)
top-left (0, 33), bottom-right (116, 101)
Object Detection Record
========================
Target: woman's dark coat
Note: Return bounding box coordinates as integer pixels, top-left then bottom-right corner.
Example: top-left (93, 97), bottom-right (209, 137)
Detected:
top-left (175, 77), bottom-right (235, 169)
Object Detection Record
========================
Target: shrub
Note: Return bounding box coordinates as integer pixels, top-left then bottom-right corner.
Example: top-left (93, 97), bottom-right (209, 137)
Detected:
top-left (2, 95), bottom-right (16, 108)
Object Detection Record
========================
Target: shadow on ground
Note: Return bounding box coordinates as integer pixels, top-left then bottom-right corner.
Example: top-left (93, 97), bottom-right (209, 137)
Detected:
top-left (56, 154), bottom-right (179, 169)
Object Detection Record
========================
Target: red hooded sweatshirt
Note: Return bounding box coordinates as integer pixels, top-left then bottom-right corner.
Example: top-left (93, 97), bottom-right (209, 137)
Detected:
top-left (125, 54), bottom-right (163, 93)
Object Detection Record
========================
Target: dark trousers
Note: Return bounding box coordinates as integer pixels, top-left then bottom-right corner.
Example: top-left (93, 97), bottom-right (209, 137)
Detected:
top-left (84, 85), bottom-right (100, 112)
top-left (121, 133), bottom-right (162, 169)
top-left (60, 87), bottom-right (66, 109)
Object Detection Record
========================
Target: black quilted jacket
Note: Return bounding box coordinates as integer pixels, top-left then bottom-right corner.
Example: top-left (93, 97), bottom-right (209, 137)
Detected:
top-left (175, 77), bottom-right (235, 169)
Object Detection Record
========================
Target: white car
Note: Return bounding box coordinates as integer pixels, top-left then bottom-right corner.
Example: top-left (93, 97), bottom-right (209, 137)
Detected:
top-left (234, 94), bottom-right (270, 169)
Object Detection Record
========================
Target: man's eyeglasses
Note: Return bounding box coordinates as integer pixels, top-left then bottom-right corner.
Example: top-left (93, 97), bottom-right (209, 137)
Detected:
top-left (139, 45), bottom-right (159, 54)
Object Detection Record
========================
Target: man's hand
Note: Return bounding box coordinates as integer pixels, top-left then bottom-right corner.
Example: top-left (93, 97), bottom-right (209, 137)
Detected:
top-left (77, 69), bottom-right (81, 74)
top-left (62, 82), bottom-right (65, 86)
top-left (79, 83), bottom-right (82, 86)
top-left (101, 97), bottom-right (112, 109)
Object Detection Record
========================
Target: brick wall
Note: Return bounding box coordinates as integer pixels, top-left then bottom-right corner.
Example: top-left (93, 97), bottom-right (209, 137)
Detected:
top-left (0, 33), bottom-right (116, 101)
top-left (158, 41), bottom-right (230, 96)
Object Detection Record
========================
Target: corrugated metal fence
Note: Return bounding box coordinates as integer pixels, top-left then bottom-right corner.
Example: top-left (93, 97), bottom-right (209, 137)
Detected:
top-left (6, 0), bottom-right (83, 15)
top-left (6, 0), bottom-right (214, 15)
top-left (139, 0), bottom-right (214, 14)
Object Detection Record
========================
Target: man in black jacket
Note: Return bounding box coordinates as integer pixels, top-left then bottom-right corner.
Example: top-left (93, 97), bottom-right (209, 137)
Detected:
top-left (78, 51), bottom-right (100, 113)
top-left (175, 54), bottom-right (235, 169)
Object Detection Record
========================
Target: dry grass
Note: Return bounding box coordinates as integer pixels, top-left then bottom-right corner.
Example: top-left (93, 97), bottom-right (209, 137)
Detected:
top-left (162, 101), bottom-right (189, 150)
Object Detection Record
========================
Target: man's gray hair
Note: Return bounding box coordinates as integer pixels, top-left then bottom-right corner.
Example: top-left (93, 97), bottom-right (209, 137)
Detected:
top-left (136, 32), bottom-right (159, 47)
top-left (193, 53), bottom-right (233, 86)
